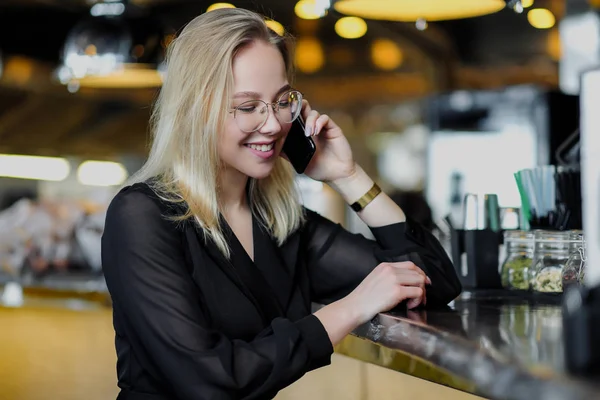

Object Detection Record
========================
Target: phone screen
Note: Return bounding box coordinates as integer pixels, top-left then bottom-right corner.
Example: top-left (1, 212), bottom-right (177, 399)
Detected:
top-left (282, 115), bottom-right (316, 174)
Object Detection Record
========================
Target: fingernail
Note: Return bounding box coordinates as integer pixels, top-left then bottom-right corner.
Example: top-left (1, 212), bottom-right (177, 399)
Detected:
top-left (426, 277), bottom-right (432, 285)
top-left (305, 126), bottom-right (312, 137)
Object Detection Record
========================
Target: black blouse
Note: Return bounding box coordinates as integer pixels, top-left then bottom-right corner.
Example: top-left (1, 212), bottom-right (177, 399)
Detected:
top-left (101, 182), bottom-right (461, 400)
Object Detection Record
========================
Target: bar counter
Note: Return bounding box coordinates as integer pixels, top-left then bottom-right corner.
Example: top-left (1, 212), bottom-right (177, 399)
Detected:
top-left (3, 284), bottom-right (600, 399)
top-left (326, 290), bottom-right (600, 400)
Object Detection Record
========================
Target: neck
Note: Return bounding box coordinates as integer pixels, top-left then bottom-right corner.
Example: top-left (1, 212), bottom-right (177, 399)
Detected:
top-left (219, 166), bottom-right (250, 212)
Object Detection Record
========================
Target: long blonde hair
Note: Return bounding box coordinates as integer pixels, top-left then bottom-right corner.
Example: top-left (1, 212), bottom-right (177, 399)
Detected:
top-left (128, 8), bottom-right (304, 257)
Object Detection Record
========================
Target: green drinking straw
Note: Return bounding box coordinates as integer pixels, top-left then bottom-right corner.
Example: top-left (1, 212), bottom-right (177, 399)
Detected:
top-left (514, 172), bottom-right (531, 227)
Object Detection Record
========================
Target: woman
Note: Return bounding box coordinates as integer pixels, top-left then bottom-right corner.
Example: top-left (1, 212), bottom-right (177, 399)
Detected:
top-left (101, 8), bottom-right (461, 400)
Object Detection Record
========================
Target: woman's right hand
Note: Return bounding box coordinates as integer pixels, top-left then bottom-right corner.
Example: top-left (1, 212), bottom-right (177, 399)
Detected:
top-left (313, 261), bottom-right (431, 347)
top-left (346, 262), bottom-right (431, 325)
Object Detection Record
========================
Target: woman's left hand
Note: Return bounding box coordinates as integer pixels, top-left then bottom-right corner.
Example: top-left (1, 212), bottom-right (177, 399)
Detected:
top-left (297, 100), bottom-right (356, 183)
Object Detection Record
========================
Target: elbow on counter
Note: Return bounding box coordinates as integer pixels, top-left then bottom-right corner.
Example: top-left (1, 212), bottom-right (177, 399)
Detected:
top-left (420, 251), bottom-right (463, 308)
top-left (376, 218), bottom-right (463, 308)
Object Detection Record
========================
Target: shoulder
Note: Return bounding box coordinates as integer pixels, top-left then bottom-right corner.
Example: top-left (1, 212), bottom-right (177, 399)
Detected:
top-left (300, 206), bottom-right (342, 236)
top-left (105, 181), bottom-right (183, 232)
top-left (108, 182), bottom-right (161, 218)
top-left (302, 206), bottom-right (336, 224)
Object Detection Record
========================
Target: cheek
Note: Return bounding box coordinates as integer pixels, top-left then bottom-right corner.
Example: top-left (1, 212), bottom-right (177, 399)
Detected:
top-left (279, 122), bottom-right (292, 143)
top-left (220, 120), bottom-right (246, 149)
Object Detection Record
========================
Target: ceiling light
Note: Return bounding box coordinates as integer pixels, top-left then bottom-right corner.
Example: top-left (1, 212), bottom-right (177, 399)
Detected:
top-left (265, 19), bottom-right (285, 36)
top-left (334, 0), bottom-right (507, 22)
top-left (416, 18), bottom-right (428, 30)
top-left (295, 0), bottom-right (327, 20)
top-left (77, 160), bottom-right (128, 186)
top-left (72, 63), bottom-right (163, 88)
top-left (295, 37), bottom-right (324, 73)
top-left (522, 0), bottom-right (534, 7)
top-left (4, 56), bottom-right (34, 85)
top-left (62, 16), bottom-right (132, 79)
top-left (370, 39), bottom-right (403, 70)
top-left (90, 2), bottom-right (125, 17)
top-left (335, 17), bottom-right (367, 39)
top-left (546, 28), bottom-right (560, 61)
top-left (207, 3), bottom-right (236, 12)
top-left (528, 8), bottom-right (555, 29)
top-left (58, 13), bottom-right (165, 89)
top-left (0, 154), bottom-right (70, 181)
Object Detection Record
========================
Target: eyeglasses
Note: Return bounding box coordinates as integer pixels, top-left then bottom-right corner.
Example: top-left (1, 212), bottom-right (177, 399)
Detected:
top-left (230, 89), bottom-right (303, 133)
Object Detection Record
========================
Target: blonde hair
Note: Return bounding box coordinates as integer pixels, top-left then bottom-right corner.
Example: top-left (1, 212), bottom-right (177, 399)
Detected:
top-left (128, 8), bottom-right (304, 257)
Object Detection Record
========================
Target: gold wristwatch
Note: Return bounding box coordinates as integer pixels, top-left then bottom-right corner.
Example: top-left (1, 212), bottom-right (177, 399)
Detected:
top-left (350, 182), bottom-right (382, 212)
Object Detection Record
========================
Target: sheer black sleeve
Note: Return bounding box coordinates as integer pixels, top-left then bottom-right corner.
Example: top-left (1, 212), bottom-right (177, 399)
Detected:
top-left (101, 188), bottom-right (333, 400)
top-left (302, 208), bottom-right (462, 307)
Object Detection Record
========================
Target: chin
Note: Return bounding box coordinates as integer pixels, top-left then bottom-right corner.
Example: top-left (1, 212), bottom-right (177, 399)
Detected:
top-left (246, 164), bottom-right (275, 180)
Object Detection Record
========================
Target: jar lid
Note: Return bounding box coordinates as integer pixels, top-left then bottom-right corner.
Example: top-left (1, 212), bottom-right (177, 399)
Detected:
top-left (534, 230), bottom-right (570, 241)
top-left (504, 230), bottom-right (534, 240)
top-left (569, 230), bottom-right (585, 241)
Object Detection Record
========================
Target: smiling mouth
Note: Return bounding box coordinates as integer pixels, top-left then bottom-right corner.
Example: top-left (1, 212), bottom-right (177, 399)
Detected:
top-left (245, 143), bottom-right (274, 152)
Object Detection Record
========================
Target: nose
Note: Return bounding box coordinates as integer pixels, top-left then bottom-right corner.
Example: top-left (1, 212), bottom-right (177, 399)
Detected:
top-left (258, 104), bottom-right (282, 136)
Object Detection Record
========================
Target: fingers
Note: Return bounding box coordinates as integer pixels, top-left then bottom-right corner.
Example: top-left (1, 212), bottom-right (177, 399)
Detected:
top-left (314, 114), bottom-right (329, 136)
top-left (300, 99), bottom-right (311, 120)
top-left (385, 262), bottom-right (426, 286)
top-left (407, 297), bottom-right (423, 310)
top-left (391, 262), bottom-right (432, 285)
top-left (399, 286), bottom-right (423, 302)
top-left (399, 286), bottom-right (425, 310)
top-left (383, 262), bottom-right (427, 308)
top-left (303, 109), bottom-right (319, 137)
top-left (395, 270), bottom-right (427, 308)
top-left (370, 262), bottom-right (427, 312)
top-left (300, 100), bottom-right (331, 137)
top-left (300, 100), bottom-right (315, 136)
top-left (394, 270), bottom-right (427, 287)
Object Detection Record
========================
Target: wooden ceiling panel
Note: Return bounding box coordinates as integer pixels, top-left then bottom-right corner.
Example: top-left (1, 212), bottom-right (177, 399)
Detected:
top-left (1, 97), bottom-right (93, 147)
top-left (67, 107), bottom-right (150, 155)
top-left (0, 0), bottom-right (562, 157)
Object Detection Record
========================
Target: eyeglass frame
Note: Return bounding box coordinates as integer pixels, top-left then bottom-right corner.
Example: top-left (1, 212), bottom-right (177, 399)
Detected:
top-left (228, 89), bottom-right (304, 133)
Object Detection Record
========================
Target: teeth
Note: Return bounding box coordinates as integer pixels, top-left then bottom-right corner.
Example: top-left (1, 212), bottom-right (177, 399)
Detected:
top-left (248, 143), bottom-right (273, 152)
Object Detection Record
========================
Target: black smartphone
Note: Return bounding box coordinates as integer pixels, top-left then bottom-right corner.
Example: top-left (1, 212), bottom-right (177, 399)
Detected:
top-left (282, 115), bottom-right (316, 174)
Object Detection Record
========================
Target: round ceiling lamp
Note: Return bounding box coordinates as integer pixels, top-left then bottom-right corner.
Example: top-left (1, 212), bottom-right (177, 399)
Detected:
top-left (333, 0), bottom-right (508, 22)
top-left (206, 3), bottom-right (236, 12)
top-left (295, 37), bottom-right (325, 73)
top-left (370, 39), bottom-right (403, 70)
top-left (61, 15), bottom-right (133, 80)
top-left (527, 8), bottom-right (555, 29)
top-left (335, 16), bottom-right (367, 39)
top-left (57, 3), bottom-right (166, 90)
top-left (295, 0), bottom-right (329, 20)
top-left (265, 19), bottom-right (285, 36)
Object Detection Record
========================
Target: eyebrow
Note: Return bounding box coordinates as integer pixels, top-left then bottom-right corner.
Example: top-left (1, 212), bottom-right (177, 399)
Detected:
top-left (233, 84), bottom-right (292, 100)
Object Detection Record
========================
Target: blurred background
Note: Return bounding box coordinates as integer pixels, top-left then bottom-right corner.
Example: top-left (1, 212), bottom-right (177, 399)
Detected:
top-left (0, 0), bottom-right (591, 399)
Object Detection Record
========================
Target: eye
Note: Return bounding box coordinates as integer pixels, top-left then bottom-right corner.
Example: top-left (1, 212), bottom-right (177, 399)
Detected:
top-left (278, 100), bottom-right (290, 108)
top-left (236, 100), bottom-right (263, 113)
top-left (237, 105), bottom-right (257, 113)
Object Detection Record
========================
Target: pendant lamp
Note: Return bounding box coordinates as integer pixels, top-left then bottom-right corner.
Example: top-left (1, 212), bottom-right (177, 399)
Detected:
top-left (333, 0), bottom-right (522, 22)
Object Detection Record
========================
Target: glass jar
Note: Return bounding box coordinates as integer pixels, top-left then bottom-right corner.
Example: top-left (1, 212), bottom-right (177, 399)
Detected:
top-left (562, 231), bottom-right (586, 290)
top-left (500, 230), bottom-right (534, 290)
top-left (530, 230), bottom-right (570, 294)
